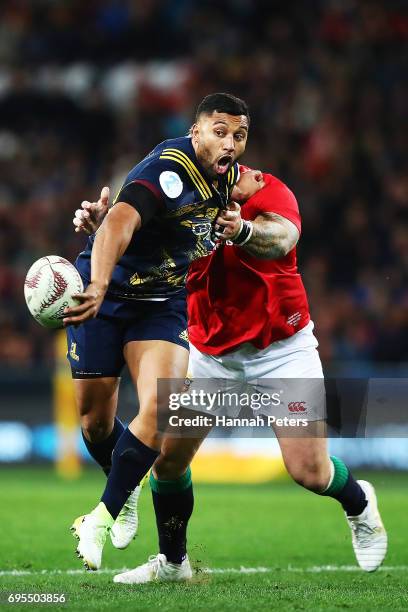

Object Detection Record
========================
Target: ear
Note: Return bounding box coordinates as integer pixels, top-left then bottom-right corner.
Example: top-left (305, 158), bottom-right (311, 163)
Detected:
top-left (191, 122), bottom-right (199, 143)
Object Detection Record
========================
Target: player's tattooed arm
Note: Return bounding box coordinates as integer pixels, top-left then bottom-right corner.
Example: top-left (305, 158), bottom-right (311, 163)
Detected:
top-left (215, 207), bottom-right (299, 260)
top-left (242, 212), bottom-right (299, 259)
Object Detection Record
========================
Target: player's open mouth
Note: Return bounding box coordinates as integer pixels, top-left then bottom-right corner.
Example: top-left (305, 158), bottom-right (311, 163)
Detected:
top-left (215, 155), bottom-right (233, 175)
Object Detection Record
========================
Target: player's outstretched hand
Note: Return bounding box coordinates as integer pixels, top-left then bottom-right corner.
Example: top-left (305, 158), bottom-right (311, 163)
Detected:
top-left (62, 282), bottom-right (106, 326)
top-left (73, 186), bottom-right (110, 235)
top-left (214, 201), bottom-right (242, 241)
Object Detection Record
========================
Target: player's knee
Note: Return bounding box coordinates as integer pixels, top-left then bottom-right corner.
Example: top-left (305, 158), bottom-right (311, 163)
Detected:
top-left (287, 459), bottom-right (329, 492)
top-left (81, 414), bottom-right (113, 443)
top-left (129, 407), bottom-right (162, 450)
top-left (154, 452), bottom-right (190, 480)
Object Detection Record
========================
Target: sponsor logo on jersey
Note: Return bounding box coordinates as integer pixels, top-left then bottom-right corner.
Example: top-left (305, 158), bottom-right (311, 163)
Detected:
top-left (288, 401), bottom-right (307, 412)
top-left (69, 341), bottom-right (80, 362)
top-left (159, 171), bottom-right (183, 198)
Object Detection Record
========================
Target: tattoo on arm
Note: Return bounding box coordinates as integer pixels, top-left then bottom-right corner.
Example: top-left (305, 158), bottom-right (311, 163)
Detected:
top-left (242, 212), bottom-right (300, 259)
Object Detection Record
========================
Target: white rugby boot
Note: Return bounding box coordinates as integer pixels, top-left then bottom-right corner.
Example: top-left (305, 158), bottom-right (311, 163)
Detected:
top-left (70, 502), bottom-right (114, 571)
top-left (110, 485), bottom-right (142, 549)
top-left (113, 554), bottom-right (193, 584)
top-left (346, 480), bottom-right (387, 572)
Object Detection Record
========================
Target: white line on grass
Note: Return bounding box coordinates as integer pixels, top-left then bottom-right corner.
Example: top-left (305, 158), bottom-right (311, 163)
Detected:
top-left (0, 566), bottom-right (407, 577)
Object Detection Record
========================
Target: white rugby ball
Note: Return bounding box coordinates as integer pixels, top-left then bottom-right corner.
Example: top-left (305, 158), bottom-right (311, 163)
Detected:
top-left (24, 256), bottom-right (84, 329)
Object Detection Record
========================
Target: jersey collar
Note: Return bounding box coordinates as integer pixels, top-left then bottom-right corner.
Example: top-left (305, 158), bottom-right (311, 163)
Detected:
top-left (187, 137), bottom-right (230, 208)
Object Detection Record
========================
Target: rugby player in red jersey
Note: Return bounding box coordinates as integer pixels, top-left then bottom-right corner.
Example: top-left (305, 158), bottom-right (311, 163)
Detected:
top-left (74, 167), bottom-right (387, 583)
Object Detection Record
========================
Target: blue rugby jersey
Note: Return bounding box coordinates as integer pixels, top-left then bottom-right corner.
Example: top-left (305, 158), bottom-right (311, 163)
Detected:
top-left (76, 136), bottom-right (239, 302)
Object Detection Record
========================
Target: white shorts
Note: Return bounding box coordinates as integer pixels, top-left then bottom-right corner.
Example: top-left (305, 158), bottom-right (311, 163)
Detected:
top-left (187, 321), bottom-right (326, 422)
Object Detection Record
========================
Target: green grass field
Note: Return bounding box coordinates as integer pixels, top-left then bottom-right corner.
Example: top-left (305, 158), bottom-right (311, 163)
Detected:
top-left (0, 468), bottom-right (407, 611)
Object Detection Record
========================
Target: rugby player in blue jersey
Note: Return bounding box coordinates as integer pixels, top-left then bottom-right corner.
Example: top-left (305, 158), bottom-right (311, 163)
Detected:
top-left (64, 93), bottom-right (249, 572)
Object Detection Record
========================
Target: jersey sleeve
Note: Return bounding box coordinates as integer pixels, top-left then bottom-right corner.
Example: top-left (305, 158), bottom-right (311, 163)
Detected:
top-left (249, 178), bottom-right (301, 233)
top-left (114, 181), bottom-right (162, 226)
top-left (118, 157), bottom-right (188, 210)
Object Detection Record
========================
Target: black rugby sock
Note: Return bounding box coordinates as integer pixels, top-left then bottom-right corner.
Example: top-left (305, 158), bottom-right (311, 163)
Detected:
top-left (320, 456), bottom-right (367, 516)
top-left (81, 417), bottom-right (124, 476)
top-left (101, 428), bottom-right (159, 519)
top-left (334, 472), bottom-right (368, 516)
top-left (150, 468), bottom-right (194, 564)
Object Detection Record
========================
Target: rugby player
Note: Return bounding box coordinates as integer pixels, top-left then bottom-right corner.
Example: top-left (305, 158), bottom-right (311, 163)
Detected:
top-left (76, 168), bottom-right (387, 583)
top-left (64, 93), bottom-right (249, 571)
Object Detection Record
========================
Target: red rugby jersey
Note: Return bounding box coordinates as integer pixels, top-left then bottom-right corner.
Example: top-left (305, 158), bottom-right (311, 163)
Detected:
top-left (186, 172), bottom-right (310, 355)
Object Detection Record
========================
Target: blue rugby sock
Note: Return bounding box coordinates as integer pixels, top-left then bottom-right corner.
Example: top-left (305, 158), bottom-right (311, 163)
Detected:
top-left (150, 468), bottom-right (194, 564)
top-left (81, 417), bottom-right (124, 476)
top-left (101, 428), bottom-right (159, 519)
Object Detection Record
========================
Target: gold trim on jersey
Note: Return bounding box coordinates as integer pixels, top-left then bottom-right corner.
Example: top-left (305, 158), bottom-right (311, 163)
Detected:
top-left (227, 165), bottom-right (235, 186)
top-left (160, 148), bottom-right (212, 200)
top-left (129, 250), bottom-right (185, 288)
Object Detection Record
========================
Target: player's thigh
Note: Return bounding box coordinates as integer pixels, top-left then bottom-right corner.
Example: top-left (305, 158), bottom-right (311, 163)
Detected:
top-left (246, 322), bottom-right (324, 380)
top-left (66, 315), bottom-right (125, 436)
top-left (66, 314), bottom-right (126, 378)
top-left (124, 339), bottom-right (189, 447)
top-left (189, 342), bottom-right (234, 378)
top-left (250, 337), bottom-right (326, 425)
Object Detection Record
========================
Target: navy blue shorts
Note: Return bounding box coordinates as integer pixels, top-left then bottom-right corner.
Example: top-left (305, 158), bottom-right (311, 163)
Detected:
top-left (66, 296), bottom-right (188, 378)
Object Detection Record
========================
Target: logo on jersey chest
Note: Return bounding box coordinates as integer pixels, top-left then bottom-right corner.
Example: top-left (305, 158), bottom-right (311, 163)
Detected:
top-left (160, 171), bottom-right (183, 198)
top-left (181, 219), bottom-right (212, 237)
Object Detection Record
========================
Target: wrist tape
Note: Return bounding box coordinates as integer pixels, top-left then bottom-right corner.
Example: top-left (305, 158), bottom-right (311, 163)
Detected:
top-left (232, 220), bottom-right (253, 246)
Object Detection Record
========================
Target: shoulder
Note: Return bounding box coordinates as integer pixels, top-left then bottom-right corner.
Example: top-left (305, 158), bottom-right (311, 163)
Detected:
top-left (120, 137), bottom-right (211, 206)
top-left (124, 140), bottom-right (191, 198)
top-left (155, 138), bottom-right (213, 201)
top-left (261, 174), bottom-right (298, 206)
top-left (126, 137), bottom-right (191, 172)
top-left (243, 173), bottom-right (301, 231)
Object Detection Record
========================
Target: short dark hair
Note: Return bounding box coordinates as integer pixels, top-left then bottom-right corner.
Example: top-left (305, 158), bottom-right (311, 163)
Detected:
top-left (195, 93), bottom-right (250, 124)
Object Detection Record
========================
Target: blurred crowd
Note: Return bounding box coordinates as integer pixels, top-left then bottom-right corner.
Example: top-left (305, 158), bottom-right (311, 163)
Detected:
top-left (0, 0), bottom-right (407, 371)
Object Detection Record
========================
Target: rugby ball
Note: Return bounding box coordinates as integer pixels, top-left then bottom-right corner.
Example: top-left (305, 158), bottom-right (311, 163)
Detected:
top-left (24, 256), bottom-right (84, 329)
